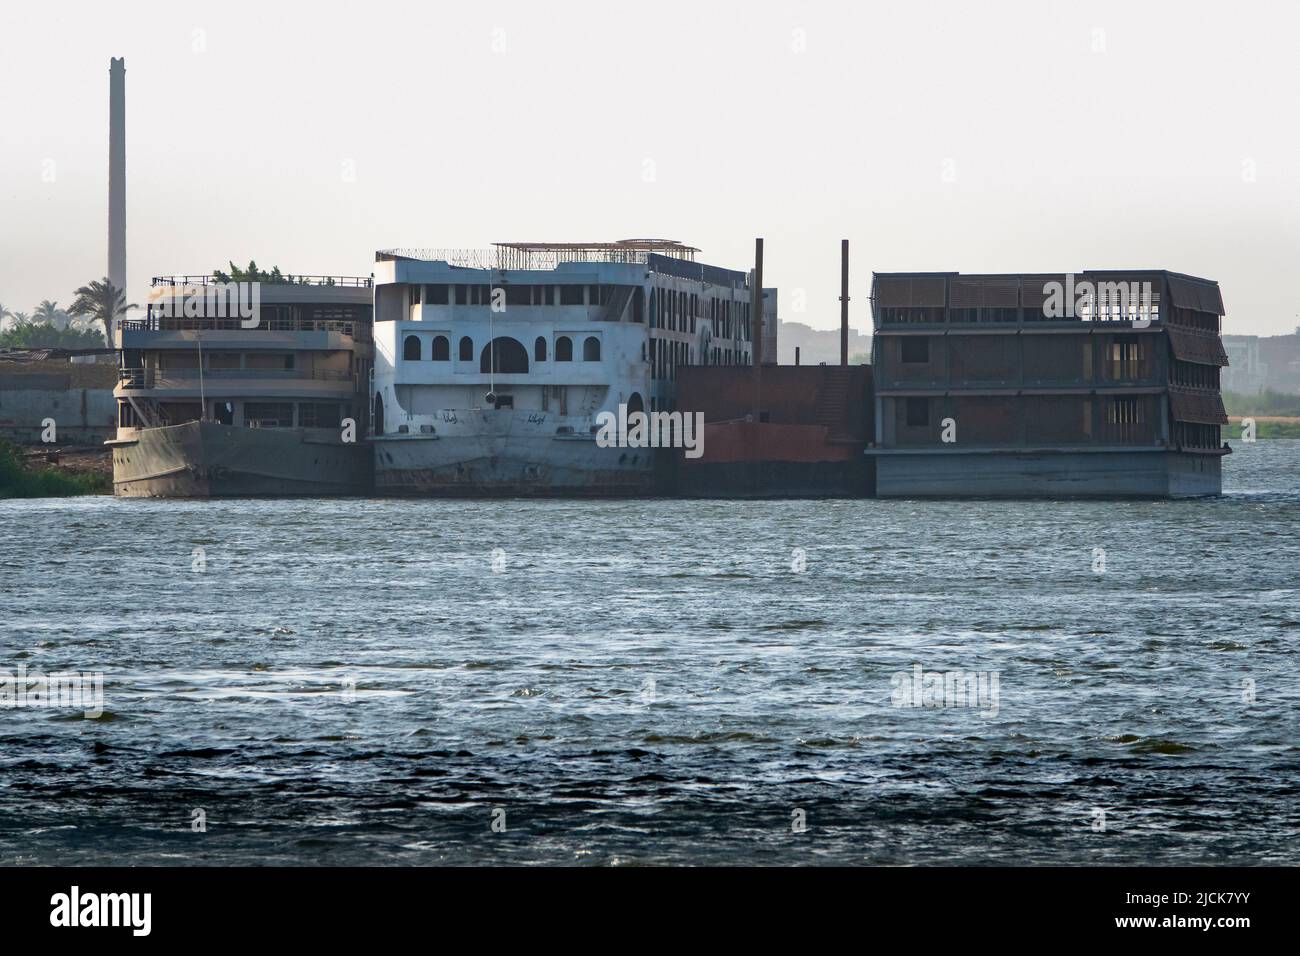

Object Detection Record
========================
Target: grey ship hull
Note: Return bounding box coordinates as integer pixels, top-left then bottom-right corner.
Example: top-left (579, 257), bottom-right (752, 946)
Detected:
top-left (374, 433), bottom-right (656, 496)
top-left (110, 420), bottom-right (371, 497)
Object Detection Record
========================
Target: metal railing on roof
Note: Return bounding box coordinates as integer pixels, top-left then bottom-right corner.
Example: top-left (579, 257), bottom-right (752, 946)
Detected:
top-left (151, 275), bottom-right (372, 288)
top-left (378, 240), bottom-right (699, 271)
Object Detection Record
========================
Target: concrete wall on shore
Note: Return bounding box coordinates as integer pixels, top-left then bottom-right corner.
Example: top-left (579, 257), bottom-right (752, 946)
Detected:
top-left (0, 381), bottom-right (116, 444)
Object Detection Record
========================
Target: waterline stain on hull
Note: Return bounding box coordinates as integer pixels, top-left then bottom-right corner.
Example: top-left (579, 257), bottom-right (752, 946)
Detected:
top-left (373, 432), bottom-right (655, 496)
top-left (110, 420), bottom-right (372, 497)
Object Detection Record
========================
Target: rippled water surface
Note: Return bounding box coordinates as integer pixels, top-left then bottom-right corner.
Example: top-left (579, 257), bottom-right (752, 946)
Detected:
top-left (2, 441), bottom-right (1298, 865)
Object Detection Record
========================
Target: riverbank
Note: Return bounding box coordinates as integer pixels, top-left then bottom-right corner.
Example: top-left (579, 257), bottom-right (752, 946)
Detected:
top-left (0, 440), bottom-right (111, 498)
top-left (1227, 416), bottom-right (1300, 439)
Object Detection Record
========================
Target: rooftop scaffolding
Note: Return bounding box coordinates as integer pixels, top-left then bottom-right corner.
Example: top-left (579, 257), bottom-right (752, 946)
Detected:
top-left (377, 239), bottom-right (700, 271)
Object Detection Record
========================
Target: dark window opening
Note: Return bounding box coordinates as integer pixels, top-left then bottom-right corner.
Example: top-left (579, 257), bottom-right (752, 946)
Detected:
top-left (901, 337), bottom-right (930, 363)
top-left (534, 336), bottom-right (548, 362)
top-left (459, 336), bottom-right (473, 361)
top-left (431, 335), bottom-right (449, 361)
top-left (403, 335), bottom-right (421, 361)
top-left (245, 402), bottom-right (294, 429)
top-left (299, 402), bottom-right (341, 429)
top-left (480, 337), bottom-right (529, 374)
top-left (905, 398), bottom-right (930, 428)
top-left (583, 336), bottom-right (601, 361)
top-left (555, 336), bottom-right (573, 361)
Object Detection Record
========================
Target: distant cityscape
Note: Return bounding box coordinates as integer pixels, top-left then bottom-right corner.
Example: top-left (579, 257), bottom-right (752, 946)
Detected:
top-left (1221, 329), bottom-right (1300, 395)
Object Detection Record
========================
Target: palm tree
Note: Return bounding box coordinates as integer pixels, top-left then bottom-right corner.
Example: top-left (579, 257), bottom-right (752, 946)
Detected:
top-left (33, 299), bottom-right (70, 330)
top-left (0, 303), bottom-right (11, 331)
top-left (70, 278), bottom-right (136, 344)
top-left (10, 311), bottom-right (32, 327)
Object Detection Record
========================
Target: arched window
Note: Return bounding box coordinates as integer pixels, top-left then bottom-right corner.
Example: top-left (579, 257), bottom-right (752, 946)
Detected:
top-left (627, 392), bottom-right (645, 416)
top-left (373, 392), bottom-right (384, 435)
top-left (534, 336), bottom-right (547, 362)
top-left (431, 335), bottom-right (449, 361)
top-left (402, 335), bottom-right (421, 361)
top-left (583, 336), bottom-right (601, 361)
top-left (555, 336), bottom-right (573, 361)
top-left (479, 337), bottom-right (529, 374)
top-left (459, 336), bottom-right (473, 361)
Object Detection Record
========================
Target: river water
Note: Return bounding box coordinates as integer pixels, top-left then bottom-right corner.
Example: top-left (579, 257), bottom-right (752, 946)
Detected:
top-left (1, 441), bottom-right (1297, 865)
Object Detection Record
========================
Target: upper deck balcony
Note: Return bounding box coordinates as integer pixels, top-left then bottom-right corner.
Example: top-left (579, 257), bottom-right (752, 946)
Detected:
top-left (113, 366), bottom-right (359, 400)
top-left (122, 276), bottom-right (373, 350)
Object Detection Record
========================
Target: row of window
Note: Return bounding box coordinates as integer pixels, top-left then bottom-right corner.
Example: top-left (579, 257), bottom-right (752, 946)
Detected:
top-left (403, 334), bottom-right (600, 363)
top-left (900, 396), bottom-right (1151, 438)
top-left (411, 284), bottom-right (599, 307)
top-left (649, 287), bottom-right (751, 340)
top-left (117, 401), bottom-right (346, 429)
top-left (896, 336), bottom-right (1218, 390)
top-left (882, 307), bottom-right (1164, 325)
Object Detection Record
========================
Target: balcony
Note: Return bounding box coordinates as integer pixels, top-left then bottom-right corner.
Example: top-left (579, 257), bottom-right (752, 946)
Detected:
top-left (122, 315), bottom-right (362, 336)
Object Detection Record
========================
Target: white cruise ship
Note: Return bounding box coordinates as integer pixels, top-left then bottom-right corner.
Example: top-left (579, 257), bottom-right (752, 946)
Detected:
top-left (370, 240), bottom-right (765, 494)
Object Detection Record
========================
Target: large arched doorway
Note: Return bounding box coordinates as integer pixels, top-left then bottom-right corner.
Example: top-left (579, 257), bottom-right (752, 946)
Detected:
top-left (479, 337), bottom-right (529, 374)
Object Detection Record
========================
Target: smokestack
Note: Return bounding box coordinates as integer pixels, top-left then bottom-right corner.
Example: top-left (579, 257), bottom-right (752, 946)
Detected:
top-left (752, 238), bottom-right (764, 367)
top-left (752, 238), bottom-right (764, 419)
top-left (840, 239), bottom-right (849, 366)
top-left (109, 58), bottom-right (126, 304)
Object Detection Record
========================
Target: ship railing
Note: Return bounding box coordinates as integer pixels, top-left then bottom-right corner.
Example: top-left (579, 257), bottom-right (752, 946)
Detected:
top-left (121, 316), bottom-right (360, 336)
top-left (151, 275), bottom-right (372, 288)
top-left (119, 368), bottom-right (353, 389)
top-left (379, 243), bottom-right (698, 270)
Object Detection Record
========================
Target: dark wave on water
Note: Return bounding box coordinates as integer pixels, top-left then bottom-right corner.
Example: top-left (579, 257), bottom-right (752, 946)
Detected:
top-left (2, 440), bottom-right (1297, 865)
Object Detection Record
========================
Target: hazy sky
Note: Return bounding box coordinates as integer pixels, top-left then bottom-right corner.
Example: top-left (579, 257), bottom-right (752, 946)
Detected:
top-left (2, 0), bottom-right (1297, 335)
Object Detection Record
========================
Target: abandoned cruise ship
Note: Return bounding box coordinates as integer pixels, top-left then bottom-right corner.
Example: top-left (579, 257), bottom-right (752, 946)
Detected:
top-left (370, 240), bottom-right (763, 494)
top-left (110, 275), bottom-right (374, 496)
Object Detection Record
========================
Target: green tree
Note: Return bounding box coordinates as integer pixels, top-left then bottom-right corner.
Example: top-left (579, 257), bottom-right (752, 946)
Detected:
top-left (0, 323), bottom-right (105, 349)
top-left (69, 278), bottom-right (136, 344)
top-left (33, 299), bottom-right (72, 330)
top-left (212, 260), bottom-right (301, 284)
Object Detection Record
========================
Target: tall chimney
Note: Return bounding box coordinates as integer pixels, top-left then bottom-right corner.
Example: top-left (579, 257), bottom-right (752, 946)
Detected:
top-left (839, 239), bottom-right (849, 366)
top-left (108, 58), bottom-right (126, 304)
top-left (752, 237), bottom-right (764, 419)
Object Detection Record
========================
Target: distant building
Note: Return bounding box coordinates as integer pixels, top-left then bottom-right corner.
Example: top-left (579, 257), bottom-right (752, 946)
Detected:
top-left (776, 320), bottom-right (872, 365)
top-left (868, 270), bottom-right (1229, 497)
top-left (1221, 335), bottom-right (1266, 393)
top-left (1258, 331), bottom-right (1300, 394)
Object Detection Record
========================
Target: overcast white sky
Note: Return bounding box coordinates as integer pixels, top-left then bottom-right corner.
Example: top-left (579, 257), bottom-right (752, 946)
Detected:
top-left (1, 0), bottom-right (1297, 335)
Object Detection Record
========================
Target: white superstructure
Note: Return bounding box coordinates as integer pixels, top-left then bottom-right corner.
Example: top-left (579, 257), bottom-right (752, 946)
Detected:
top-left (370, 240), bottom-right (760, 493)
